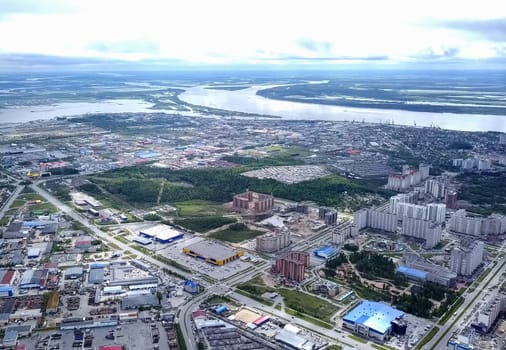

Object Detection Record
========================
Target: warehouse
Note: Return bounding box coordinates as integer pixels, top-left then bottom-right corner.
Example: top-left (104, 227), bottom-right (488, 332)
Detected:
top-left (88, 268), bottom-right (105, 284)
top-left (132, 236), bottom-right (152, 245)
top-left (139, 224), bottom-right (183, 243)
top-left (64, 266), bottom-right (84, 280)
top-left (343, 301), bottom-right (404, 341)
top-left (183, 240), bottom-right (244, 266)
top-left (20, 269), bottom-right (48, 289)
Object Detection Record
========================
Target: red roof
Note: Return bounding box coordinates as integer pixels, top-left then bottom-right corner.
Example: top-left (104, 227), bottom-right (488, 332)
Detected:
top-left (1, 270), bottom-right (15, 285)
top-left (99, 346), bottom-right (123, 350)
top-left (15, 345), bottom-right (27, 350)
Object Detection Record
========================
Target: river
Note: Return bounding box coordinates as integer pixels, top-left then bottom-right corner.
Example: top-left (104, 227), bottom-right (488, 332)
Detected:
top-left (179, 85), bottom-right (506, 132)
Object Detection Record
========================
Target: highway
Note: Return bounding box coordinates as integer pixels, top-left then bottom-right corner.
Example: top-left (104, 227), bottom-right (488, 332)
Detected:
top-left (422, 244), bottom-right (506, 349)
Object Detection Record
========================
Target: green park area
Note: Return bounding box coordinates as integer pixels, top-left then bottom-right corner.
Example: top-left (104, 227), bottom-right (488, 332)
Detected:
top-left (83, 165), bottom-right (389, 214)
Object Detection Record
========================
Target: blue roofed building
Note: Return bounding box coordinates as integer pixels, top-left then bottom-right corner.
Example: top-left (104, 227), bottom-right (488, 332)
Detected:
top-left (313, 246), bottom-right (338, 260)
top-left (397, 265), bottom-right (428, 281)
top-left (343, 300), bottom-right (404, 341)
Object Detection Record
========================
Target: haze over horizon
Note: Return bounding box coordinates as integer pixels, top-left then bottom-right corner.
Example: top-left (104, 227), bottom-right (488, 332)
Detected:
top-left (0, 0), bottom-right (505, 71)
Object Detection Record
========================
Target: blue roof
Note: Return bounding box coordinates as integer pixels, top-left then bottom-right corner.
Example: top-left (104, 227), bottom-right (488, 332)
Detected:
top-left (314, 246), bottom-right (337, 257)
top-left (343, 301), bottom-right (404, 334)
top-left (135, 151), bottom-right (161, 159)
top-left (398, 266), bottom-right (428, 280)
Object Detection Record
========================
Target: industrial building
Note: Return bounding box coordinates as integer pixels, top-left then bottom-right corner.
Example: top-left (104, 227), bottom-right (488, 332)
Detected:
top-left (275, 325), bottom-right (315, 350)
top-left (139, 224), bottom-right (184, 243)
top-left (20, 269), bottom-right (49, 289)
top-left (132, 236), bottom-right (152, 245)
top-left (88, 267), bottom-right (105, 284)
top-left (64, 266), bottom-right (84, 280)
top-left (450, 240), bottom-right (484, 276)
top-left (343, 300), bottom-right (405, 341)
top-left (183, 240), bottom-right (244, 266)
top-left (232, 190), bottom-right (274, 214)
top-left (273, 251), bottom-right (310, 282)
top-left (256, 230), bottom-right (290, 253)
top-left (108, 262), bottom-right (158, 287)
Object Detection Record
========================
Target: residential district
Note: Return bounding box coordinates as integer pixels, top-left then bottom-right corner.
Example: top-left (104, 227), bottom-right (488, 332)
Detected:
top-left (1, 114), bottom-right (506, 350)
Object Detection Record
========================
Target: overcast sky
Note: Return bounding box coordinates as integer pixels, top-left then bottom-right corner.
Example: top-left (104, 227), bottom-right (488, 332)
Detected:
top-left (0, 0), bottom-right (505, 70)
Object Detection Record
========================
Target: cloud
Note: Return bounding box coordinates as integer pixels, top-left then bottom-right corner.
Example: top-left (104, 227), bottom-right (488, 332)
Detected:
top-left (260, 55), bottom-right (389, 62)
top-left (296, 38), bottom-right (333, 54)
top-left (0, 0), bottom-right (75, 19)
top-left (429, 17), bottom-right (506, 42)
top-left (88, 41), bottom-right (160, 55)
top-left (412, 47), bottom-right (460, 60)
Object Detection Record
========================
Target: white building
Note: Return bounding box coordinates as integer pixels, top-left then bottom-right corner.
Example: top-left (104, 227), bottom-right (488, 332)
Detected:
top-left (424, 179), bottom-right (446, 199)
top-left (449, 210), bottom-right (506, 236)
top-left (256, 230), bottom-right (291, 253)
top-left (353, 209), bottom-right (397, 233)
top-left (397, 203), bottom-right (426, 220)
top-left (450, 241), bottom-right (484, 276)
top-left (424, 203), bottom-right (447, 223)
top-left (402, 217), bottom-right (442, 248)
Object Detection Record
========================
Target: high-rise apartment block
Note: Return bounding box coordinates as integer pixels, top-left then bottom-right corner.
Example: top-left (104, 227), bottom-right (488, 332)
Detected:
top-left (450, 240), bottom-right (484, 276)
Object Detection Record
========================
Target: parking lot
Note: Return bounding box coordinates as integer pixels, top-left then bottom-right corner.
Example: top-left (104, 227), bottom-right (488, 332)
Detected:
top-left (22, 320), bottom-right (170, 350)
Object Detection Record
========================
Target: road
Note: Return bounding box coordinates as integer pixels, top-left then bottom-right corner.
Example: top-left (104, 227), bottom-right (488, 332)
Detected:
top-left (30, 184), bottom-right (194, 280)
top-left (423, 245), bottom-right (506, 349)
top-left (0, 184), bottom-right (23, 220)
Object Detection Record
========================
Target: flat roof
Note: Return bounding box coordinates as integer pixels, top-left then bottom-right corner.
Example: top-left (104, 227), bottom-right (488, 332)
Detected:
top-left (132, 236), bottom-right (152, 245)
top-left (140, 224), bottom-right (182, 241)
top-left (343, 300), bottom-right (404, 335)
top-left (184, 240), bottom-right (239, 261)
top-left (275, 329), bottom-right (307, 349)
top-left (398, 266), bottom-right (428, 280)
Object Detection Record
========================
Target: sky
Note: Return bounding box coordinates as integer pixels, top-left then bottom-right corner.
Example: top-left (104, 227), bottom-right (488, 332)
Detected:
top-left (0, 0), bottom-right (505, 70)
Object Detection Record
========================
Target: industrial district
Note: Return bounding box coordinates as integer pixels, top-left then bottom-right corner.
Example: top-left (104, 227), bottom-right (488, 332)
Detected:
top-left (1, 114), bottom-right (506, 350)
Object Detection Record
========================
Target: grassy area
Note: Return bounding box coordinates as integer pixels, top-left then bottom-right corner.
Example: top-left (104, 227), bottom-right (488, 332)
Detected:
top-left (28, 202), bottom-right (58, 213)
top-left (469, 267), bottom-right (492, 292)
top-left (438, 297), bottom-right (465, 325)
top-left (173, 216), bottom-right (236, 232)
top-left (114, 235), bottom-right (130, 244)
top-left (235, 289), bottom-right (274, 306)
top-left (173, 200), bottom-right (226, 217)
top-left (274, 304), bottom-right (282, 310)
top-left (130, 244), bottom-right (153, 255)
top-left (107, 242), bottom-right (121, 250)
top-left (285, 308), bottom-right (334, 329)
top-left (19, 193), bottom-right (44, 201)
top-left (10, 199), bottom-right (25, 208)
top-left (415, 326), bottom-right (439, 350)
top-left (209, 223), bottom-right (264, 243)
top-left (348, 334), bottom-right (368, 344)
top-left (0, 216), bottom-right (11, 226)
top-left (175, 323), bottom-right (188, 350)
top-left (279, 288), bottom-right (339, 324)
top-left (371, 344), bottom-right (396, 350)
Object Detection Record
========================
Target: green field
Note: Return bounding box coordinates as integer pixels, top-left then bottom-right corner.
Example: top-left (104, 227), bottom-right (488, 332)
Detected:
top-left (29, 202), bottom-right (58, 213)
top-left (209, 223), bottom-right (263, 243)
top-left (19, 193), bottom-right (44, 201)
top-left (173, 216), bottom-right (236, 232)
top-left (10, 199), bottom-right (25, 208)
top-left (278, 288), bottom-right (339, 324)
top-left (173, 200), bottom-right (226, 217)
top-left (348, 335), bottom-right (368, 344)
